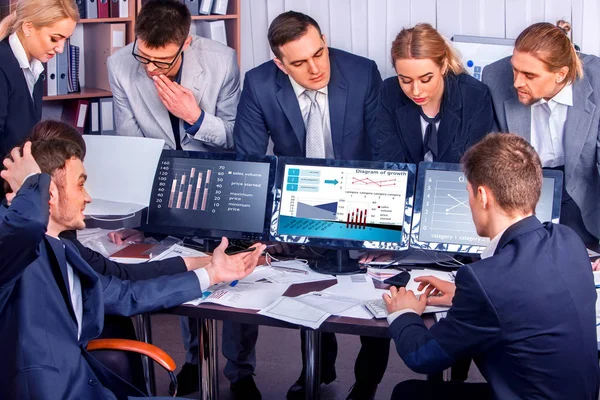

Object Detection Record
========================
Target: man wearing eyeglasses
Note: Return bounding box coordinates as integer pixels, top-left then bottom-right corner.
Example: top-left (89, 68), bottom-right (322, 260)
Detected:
top-left (107, 0), bottom-right (240, 151)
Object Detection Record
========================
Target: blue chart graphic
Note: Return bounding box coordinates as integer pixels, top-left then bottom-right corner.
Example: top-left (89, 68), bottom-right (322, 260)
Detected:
top-left (296, 201), bottom-right (338, 220)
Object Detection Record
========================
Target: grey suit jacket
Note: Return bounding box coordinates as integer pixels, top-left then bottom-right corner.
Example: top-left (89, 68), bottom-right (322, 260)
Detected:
top-left (483, 55), bottom-right (600, 239)
top-left (107, 35), bottom-right (240, 151)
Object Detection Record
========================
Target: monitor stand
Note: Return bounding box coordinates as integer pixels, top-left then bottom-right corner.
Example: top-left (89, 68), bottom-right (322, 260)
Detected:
top-left (309, 249), bottom-right (366, 276)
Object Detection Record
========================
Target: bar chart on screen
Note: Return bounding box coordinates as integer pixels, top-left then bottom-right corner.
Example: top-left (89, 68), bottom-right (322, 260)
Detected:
top-left (166, 165), bottom-right (213, 211)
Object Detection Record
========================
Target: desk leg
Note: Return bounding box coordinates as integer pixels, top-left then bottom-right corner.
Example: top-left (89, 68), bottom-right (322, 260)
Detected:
top-left (198, 318), bottom-right (219, 400)
top-left (303, 329), bottom-right (321, 400)
top-left (135, 313), bottom-right (156, 396)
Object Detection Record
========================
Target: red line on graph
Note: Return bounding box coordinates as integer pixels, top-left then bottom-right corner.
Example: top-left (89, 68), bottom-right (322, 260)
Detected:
top-left (351, 177), bottom-right (396, 187)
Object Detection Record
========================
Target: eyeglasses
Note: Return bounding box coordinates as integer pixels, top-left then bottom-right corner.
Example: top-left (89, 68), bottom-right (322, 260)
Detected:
top-left (131, 38), bottom-right (185, 70)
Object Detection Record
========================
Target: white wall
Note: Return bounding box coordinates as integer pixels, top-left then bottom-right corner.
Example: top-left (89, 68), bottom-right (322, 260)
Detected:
top-left (241, 0), bottom-right (600, 79)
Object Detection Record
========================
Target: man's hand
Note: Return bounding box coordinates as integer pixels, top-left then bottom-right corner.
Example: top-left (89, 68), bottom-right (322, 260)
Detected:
top-left (359, 251), bottom-right (393, 264)
top-left (107, 229), bottom-right (145, 245)
top-left (414, 276), bottom-right (456, 307)
top-left (592, 259), bottom-right (600, 271)
top-left (205, 237), bottom-right (266, 286)
top-left (153, 75), bottom-right (201, 125)
top-left (1, 142), bottom-right (41, 193)
top-left (383, 286), bottom-right (431, 315)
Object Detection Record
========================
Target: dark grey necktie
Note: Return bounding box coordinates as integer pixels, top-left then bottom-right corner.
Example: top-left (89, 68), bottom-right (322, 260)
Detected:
top-left (304, 90), bottom-right (326, 158)
top-left (419, 108), bottom-right (442, 160)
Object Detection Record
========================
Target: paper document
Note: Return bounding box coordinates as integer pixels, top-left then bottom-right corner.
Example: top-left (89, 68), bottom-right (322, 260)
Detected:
top-left (83, 135), bottom-right (165, 215)
top-left (200, 282), bottom-right (290, 310)
top-left (152, 244), bottom-right (208, 260)
top-left (294, 292), bottom-right (362, 314)
top-left (259, 296), bottom-right (331, 329)
top-left (264, 261), bottom-right (335, 285)
top-left (324, 274), bottom-right (388, 301)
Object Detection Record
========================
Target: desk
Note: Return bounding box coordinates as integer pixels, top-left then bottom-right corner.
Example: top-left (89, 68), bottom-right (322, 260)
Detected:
top-left (162, 279), bottom-right (434, 400)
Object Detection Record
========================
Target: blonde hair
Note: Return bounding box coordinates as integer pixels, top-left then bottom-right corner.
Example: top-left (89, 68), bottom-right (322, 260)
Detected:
top-left (0, 0), bottom-right (79, 41)
top-left (391, 23), bottom-right (465, 76)
top-left (515, 22), bottom-right (583, 84)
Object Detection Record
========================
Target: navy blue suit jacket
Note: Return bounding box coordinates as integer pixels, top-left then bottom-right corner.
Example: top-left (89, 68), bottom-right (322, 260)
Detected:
top-left (0, 39), bottom-right (43, 158)
top-left (375, 73), bottom-right (493, 163)
top-left (390, 216), bottom-right (599, 399)
top-left (233, 48), bottom-right (382, 160)
top-left (0, 174), bottom-right (204, 399)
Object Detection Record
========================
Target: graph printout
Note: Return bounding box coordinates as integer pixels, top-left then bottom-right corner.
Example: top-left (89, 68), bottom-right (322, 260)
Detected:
top-left (278, 165), bottom-right (409, 243)
top-left (418, 170), bottom-right (555, 246)
top-left (148, 157), bottom-right (270, 233)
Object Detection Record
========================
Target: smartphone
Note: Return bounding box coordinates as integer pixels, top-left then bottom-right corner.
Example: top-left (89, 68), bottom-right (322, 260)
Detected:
top-left (225, 247), bottom-right (256, 256)
top-left (383, 271), bottom-right (411, 287)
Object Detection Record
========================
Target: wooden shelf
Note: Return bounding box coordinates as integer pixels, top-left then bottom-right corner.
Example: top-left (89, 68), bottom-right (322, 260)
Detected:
top-left (192, 14), bottom-right (238, 20)
top-left (79, 17), bottom-right (133, 23)
top-left (43, 88), bottom-right (112, 101)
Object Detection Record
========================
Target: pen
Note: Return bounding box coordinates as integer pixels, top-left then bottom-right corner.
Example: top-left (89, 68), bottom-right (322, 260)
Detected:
top-left (226, 247), bottom-right (257, 256)
top-left (271, 266), bottom-right (308, 275)
top-left (230, 280), bottom-right (239, 287)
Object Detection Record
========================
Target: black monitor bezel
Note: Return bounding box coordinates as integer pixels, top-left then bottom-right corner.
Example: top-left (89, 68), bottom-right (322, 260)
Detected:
top-left (141, 150), bottom-right (277, 241)
top-left (270, 157), bottom-right (417, 251)
top-left (409, 161), bottom-right (563, 254)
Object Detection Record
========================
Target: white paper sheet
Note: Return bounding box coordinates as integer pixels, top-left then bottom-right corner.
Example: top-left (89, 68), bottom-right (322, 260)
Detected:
top-left (83, 136), bottom-right (165, 215)
top-left (264, 260), bottom-right (335, 284)
top-left (151, 244), bottom-right (208, 260)
top-left (294, 292), bottom-right (362, 314)
top-left (201, 282), bottom-right (290, 310)
top-left (324, 275), bottom-right (388, 301)
top-left (258, 296), bottom-right (331, 329)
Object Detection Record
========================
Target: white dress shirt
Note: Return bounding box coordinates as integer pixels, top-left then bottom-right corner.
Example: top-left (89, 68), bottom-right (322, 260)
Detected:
top-left (530, 84), bottom-right (572, 168)
top-left (386, 228), bottom-right (508, 325)
top-left (288, 76), bottom-right (335, 159)
top-left (8, 32), bottom-right (45, 99)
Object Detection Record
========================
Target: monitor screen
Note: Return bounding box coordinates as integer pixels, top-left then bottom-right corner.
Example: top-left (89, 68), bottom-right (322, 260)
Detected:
top-left (410, 162), bottom-right (563, 254)
top-left (142, 151), bottom-right (277, 241)
top-left (270, 158), bottom-right (417, 251)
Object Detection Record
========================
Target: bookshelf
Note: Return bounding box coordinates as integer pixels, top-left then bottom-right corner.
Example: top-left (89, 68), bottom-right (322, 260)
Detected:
top-left (40, 0), bottom-right (240, 101)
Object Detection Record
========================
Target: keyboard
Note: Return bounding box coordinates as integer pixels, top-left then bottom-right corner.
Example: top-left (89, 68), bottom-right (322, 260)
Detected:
top-left (364, 299), bottom-right (388, 319)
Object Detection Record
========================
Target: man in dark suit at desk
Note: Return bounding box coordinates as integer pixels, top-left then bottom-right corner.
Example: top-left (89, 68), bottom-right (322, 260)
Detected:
top-left (231, 10), bottom-right (384, 400)
top-left (385, 133), bottom-right (599, 399)
top-left (0, 139), bottom-right (265, 399)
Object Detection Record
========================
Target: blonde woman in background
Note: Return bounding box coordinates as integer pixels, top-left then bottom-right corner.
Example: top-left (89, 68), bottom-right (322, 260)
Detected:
top-left (0, 0), bottom-right (78, 160)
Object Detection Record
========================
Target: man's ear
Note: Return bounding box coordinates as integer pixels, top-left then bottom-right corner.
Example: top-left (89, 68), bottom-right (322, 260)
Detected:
top-left (273, 57), bottom-right (288, 75)
top-left (182, 35), bottom-right (193, 52)
top-left (321, 34), bottom-right (328, 47)
top-left (478, 186), bottom-right (488, 210)
top-left (48, 180), bottom-right (59, 209)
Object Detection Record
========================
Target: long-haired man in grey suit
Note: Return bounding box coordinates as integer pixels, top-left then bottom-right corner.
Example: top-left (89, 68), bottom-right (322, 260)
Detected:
top-left (107, 0), bottom-right (240, 151)
top-left (482, 22), bottom-right (600, 244)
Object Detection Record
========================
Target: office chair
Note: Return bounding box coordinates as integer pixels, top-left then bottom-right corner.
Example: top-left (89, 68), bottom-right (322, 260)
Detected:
top-left (87, 338), bottom-right (178, 396)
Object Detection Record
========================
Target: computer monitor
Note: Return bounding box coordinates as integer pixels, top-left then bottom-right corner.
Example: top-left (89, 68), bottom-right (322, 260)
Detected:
top-left (410, 162), bottom-right (563, 254)
top-left (142, 150), bottom-right (277, 241)
top-left (270, 157), bottom-right (416, 272)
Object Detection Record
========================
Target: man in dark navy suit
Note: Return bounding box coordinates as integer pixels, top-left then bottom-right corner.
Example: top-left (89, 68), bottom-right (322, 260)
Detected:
top-left (230, 10), bottom-right (384, 400)
top-left (386, 133), bottom-right (599, 399)
top-left (0, 139), bottom-right (265, 399)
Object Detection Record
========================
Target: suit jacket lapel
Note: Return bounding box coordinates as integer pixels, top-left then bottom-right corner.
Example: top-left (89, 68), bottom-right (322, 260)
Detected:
top-left (180, 48), bottom-right (206, 115)
top-left (328, 59), bottom-right (348, 159)
top-left (275, 68), bottom-right (306, 154)
top-left (45, 236), bottom-right (78, 324)
top-left (395, 103), bottom-right (424, 163)
top-left (504, 98), bottom-right (531, 142)
top-left (136, 65), bottom-right (175, 147)
top-left (437, 75), bottom-right (461, 160)
top-left (564, 77), bottom-right (595, 183)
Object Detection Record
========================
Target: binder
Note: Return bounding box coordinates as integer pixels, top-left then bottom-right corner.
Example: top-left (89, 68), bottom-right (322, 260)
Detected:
top-left (97, 0), bottom-right (109, 18)
top-left (198, 0), bottom-right (212, 15)
top-left (84, 23), bottom-right (126, 91)
top-left (61, 99), bottom-right (89, 133)
top-left (85, 0), bottom-right (97, 18)
top-left (99, 97), bottom-right (115, 135)
top-left (46, 56), bottom-right (58, 96)
top-left (184, 0), bottom-right (199, 16)
top-left (119, 0), bottom-right (128, 18)
top-left (75, 0), bottom-right (87, 19)
top-left (56, 50), bottom-right (69, 95)
top-left (66, 42), bottom-right (81, 93)
top-left (109, 0), bottom-right (119, 17)
top-left (210, 0), bottom-right (227, 15)
top-left (88, 99), bottom-right (100, 135)
top-left (196, 20), bottom-right (227, 46)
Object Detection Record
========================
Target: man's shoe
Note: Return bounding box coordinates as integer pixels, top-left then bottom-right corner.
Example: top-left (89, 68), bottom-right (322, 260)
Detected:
top-left (230, 375), bottom-right (262, 400)
top-left (286, 369), bottom-right (336, 400)
top-left (345, 382), bottom-right (378, 400)
top-left (169, 362), bottom-right (198, 396)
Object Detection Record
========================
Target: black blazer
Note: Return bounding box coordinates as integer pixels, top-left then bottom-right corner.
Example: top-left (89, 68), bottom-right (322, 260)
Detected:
top-left (390, 217), bottom-right (599, 399)
top-left (0, 38), bottom-right (43, 157)
top-left (375, 72), bottom-right (493, 163)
